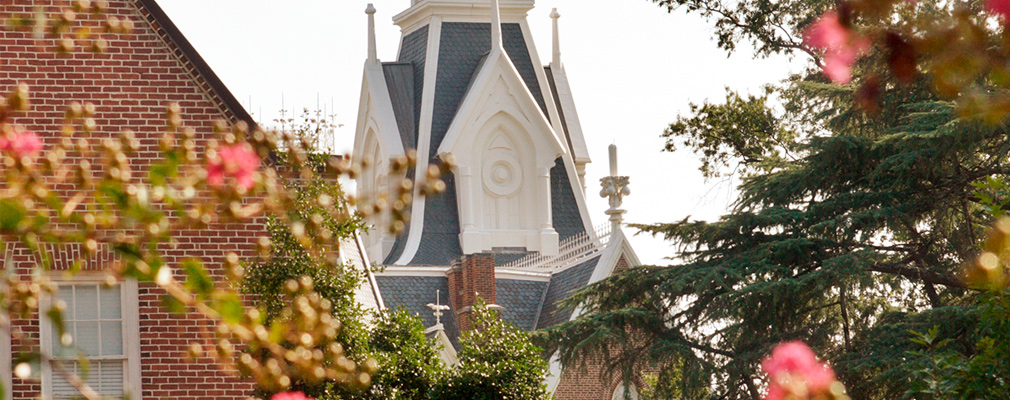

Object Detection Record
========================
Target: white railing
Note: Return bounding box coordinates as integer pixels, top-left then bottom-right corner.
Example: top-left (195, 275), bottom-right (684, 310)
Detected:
top-left (502, 223), bottom-right (612, 271)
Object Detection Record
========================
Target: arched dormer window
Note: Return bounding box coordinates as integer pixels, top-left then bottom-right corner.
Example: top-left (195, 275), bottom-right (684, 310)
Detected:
top-left (612, 382), bottom-right (640, 400)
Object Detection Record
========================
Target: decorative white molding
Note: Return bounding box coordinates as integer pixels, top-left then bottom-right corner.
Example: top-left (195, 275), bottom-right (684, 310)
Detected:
top-left (520, 19), bottom-right (567, 152)
top-left (436, 46), bottom-right (567, 255)
top-left (374, 266), bottom-right (452, 276)
top-left (548, 66), bottom-right (592, 166)
top-left (494, 268), bottom-right (552, 282)
top-left (394, 0), bottom-right (534, 34)
top-left (502, 223), bottom-right (611, 272)
top-left (394, 17), bottom-right (444, 265)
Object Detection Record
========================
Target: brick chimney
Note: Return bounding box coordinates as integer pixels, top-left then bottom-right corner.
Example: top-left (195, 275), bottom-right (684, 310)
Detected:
top-left (447, 253), bottom-right (497, 331)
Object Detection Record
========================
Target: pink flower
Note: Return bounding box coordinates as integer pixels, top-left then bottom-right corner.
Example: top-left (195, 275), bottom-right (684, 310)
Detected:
top-left (271, 392), bottom-right (312, 400)
top-left (206, 143), bottom-right (260, 190)
top-left (803, 12), bottom-right (869, 84)
top-left (0, 130), bottom-right (43, 158)
top-left (761, 341), bottom-right (837, 400)
top-left (988, 0), bottom-right (1010, 20)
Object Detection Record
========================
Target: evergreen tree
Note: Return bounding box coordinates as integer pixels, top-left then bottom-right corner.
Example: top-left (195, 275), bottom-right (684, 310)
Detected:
top-left (536, 1), bottom-right (1010, 399)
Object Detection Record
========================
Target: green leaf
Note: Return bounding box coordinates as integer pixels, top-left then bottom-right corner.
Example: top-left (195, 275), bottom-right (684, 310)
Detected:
top-left (215, 292), bottom-right (245, 324)
top-left (182, 259), bottom-right (214, 300)
top-left (0, 199), bottom-right (26, 232)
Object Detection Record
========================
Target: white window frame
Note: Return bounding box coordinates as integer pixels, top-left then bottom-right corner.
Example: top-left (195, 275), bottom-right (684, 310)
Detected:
top-left (1, 303), bottom-right (10, 400)
top-left (1, 251), bottom-right (11, 400)
top-left (40, 276), bottom-right (141, 400)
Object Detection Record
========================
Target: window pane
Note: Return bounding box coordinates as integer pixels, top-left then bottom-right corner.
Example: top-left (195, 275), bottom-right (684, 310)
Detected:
top-left (100, 321), bottom-right (123, 356)
top-left (55, 288), bottom-right (73, 321)
top-left (74, 286), bottom-right (98, 320)
top-left (50, 322), bottom-right (74, 357)
top-left (75, 321), bottom-right (100, 356)
top-left (99, 286), bottom-right (122, 320)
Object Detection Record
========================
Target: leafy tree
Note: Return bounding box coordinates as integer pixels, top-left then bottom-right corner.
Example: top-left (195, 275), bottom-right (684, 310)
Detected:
top-left (536, 1), bottom-right (1010, 399)
top-left (362, 309), bottom-right (448, 400)
top-left (434, 300), bottom-right (551, 400)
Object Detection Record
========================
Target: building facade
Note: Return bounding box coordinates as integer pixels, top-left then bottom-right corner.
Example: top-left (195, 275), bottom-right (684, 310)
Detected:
top-left (0, 1), bottom-right (257, 399)
top-left (347, 1), bottom-right (644, 398)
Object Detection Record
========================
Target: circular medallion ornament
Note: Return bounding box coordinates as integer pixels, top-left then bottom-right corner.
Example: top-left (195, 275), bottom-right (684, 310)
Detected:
top-left (483, 155), bottom-right (522, 196)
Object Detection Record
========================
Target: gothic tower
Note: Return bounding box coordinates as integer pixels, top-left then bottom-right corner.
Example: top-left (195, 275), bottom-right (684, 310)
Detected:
top-left (353, 0), bottom-right (595, 266)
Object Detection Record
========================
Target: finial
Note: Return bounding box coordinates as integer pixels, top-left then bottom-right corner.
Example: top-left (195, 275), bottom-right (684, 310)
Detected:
top-left (426, 290), bottom-right (450, 327)
top-left (366, 4), bottom-right (378, 64)
top-left (490, 0), bottom-right (502, 50)
top-left (600, 144), bottom-right (630, 229)
top-left (550, 8), bottom-right (561, 67)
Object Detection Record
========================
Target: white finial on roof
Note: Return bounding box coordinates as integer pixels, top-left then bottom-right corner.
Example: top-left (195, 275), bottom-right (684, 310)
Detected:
top-left (490, 0), bottom-right (503, 50)
top-left (550, 8), bottom-right (561, 67)
top-left (426, 290), bottom-right (450, 328)
top-left (600, 144), bottom-right (630, 230)
top-left (366, 4), bottom-right (378, 64)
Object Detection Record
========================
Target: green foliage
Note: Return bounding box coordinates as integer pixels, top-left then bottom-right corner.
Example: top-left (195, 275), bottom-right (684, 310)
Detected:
top-left (664, 88), bottom-right (793, 178)
top-left (361, 309), bottom-right (448, 400)
top-left (434, 301), bottom-right (551, 400)
top-left (536, 2), bottom-right (1010, 398)
top-left (647, 0), bottom-right (833, 59)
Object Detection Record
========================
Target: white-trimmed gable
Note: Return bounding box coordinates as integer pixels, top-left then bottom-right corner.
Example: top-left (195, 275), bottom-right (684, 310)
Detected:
top-left (436, 48), bottom-right (566, 256)
top-left (353, 62), bottom-right (408, 262)
top-left (588, 228), bottom-right (642, 285)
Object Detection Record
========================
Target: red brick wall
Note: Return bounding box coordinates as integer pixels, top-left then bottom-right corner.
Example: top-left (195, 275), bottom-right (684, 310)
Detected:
top-left (446, 253), bottom-right (495, 332)
top-left (1, 1), bottom-right (258, 399)
top-left (554, 254), bottom-right (646, 400)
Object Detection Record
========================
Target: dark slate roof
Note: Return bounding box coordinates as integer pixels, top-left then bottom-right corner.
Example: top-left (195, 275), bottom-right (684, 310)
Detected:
top-left (502, 24), bottom-right (548, 117)
top-left (382, 63), bottom-right (417, 151)
top-left (375, 275), bottom-right (460, 347)
top-left (495, 279), bottom-right (550, 331)
top-left (397, 25), bottom-right (428, 150)
top-left (409, 169), bottom-right (464, 265)
top-left (428, 22), bottom-right (548, 163)
top-left (544, 66), bottom-right (574, 157)
top-left (492, 249), bottom-right (536, 266)
top-left (383, 164), bottom-right (416, 265)
top-left (389, 23), bottom-right (578, 266)
top-left (137, 0), bottom-right (254, 127)
top-left (551, 157), bottom-right (587, 240)
top-left (536, 256), bottom-right (601, 329)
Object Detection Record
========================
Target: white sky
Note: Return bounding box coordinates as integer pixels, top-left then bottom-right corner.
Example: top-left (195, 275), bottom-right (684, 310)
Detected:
top-left (155, 0), bottom-right (805, 266)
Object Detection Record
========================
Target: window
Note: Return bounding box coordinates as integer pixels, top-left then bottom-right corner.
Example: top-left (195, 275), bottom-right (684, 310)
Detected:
top-left (41, 278), bottom-right (140, 399)
top-left (612, 381), bottom-right (640, 400)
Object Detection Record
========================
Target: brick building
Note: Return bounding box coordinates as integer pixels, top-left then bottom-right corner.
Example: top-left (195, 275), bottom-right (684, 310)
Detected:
top-left (345, 1), bottom-right (645, 398)
top-left (0, 1), bottom-right (258, 399)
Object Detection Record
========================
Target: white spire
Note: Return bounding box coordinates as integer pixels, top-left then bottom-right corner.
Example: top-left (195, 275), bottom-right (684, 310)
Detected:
top-left (366, 3), bottom-right (378, 64)
top-left (490, 0), bottom-right (503, 50)
top-left (550, 8), bottom-right (561, 67)
top-left (600, 144), bottom-right (630, 230)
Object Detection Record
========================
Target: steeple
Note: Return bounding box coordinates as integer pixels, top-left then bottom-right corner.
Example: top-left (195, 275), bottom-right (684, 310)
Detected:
top-left (490, 0), bottom-right (503, 52)
top-left (365, 3), bottom-right (377, 64)
top-left (356, 0), bottom-right (595, 266)
top-left (550, 8), bottom-right (561, 67)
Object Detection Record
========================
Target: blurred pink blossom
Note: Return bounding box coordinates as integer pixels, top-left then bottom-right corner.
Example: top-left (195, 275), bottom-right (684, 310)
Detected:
top-left (0, 130), bottom-right (43, 158)
top-left (803, 11), bottom-right (869, 84)
top-left (270, 392), bottom-right (312, 400)
top-left (988, 0), bottom-right (1010, 20)
top-left (762, 341), bottom-right (837, 400)
top-left (206, 143), bottom-right (259, 190)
